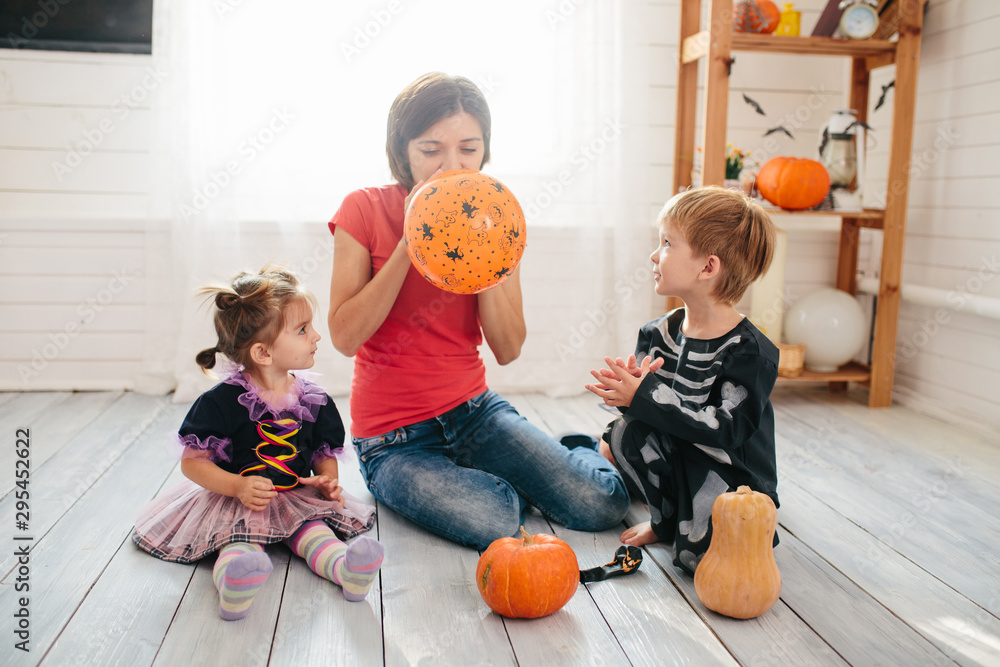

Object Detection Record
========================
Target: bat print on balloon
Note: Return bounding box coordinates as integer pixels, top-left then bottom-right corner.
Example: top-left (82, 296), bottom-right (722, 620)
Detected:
top-left (404, 169), bottom-right (526, 294)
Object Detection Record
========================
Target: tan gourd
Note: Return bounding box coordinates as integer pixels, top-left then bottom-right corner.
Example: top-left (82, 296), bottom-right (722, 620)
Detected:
top-left (694, 486), bottom-right (782, 619)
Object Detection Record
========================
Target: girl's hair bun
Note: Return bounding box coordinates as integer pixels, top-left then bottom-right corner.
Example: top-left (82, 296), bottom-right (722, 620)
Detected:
top-left (195, 264), bottom-right (315, 374)
top-left (195, 346), bottom-right (219, 370)
top-left (215, 291), bottom-right (241, 311)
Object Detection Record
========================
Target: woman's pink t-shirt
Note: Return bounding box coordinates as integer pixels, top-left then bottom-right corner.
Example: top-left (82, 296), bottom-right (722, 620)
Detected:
top-left (329, 184), bottom-right (488, 438)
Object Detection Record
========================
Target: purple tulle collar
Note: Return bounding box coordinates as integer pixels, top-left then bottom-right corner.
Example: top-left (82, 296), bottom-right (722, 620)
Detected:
top-left (221, 366), bottom-right (328, 423)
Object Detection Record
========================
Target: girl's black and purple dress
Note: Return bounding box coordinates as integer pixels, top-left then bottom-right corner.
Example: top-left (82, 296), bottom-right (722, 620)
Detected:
top-left (132, 371), bottom-right (375, 564)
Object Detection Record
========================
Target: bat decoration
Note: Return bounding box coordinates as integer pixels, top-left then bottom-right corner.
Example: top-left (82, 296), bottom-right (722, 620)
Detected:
top-left (763, 125), bottom-right (794, 139)
top-left (874, 80), bottom-right (895, 111)
top-left (818, 119), bottom-right (875, 156)
top-left (742, 93), bottom-right (766, 116)
top-left (461, 198), bottom-right (479, 220)
top-left (579, 545), bottom-right (643, 583)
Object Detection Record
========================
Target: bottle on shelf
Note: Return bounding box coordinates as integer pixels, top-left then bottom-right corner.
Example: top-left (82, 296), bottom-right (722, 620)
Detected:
top-left (774, 3), bottom-right (801, 36)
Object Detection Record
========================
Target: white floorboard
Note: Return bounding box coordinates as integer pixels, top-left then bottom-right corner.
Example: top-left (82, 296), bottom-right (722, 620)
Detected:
top-left (0, 386), bottom-right (997, 667)
top-left (554, 524), bottom-right (739, 667)
top-left (503, 514), bottom-right (630, 667)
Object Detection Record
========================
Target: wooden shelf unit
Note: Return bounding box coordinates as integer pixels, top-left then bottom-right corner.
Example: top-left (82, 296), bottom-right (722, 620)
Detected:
top-left (780, 361), bottom-right (873, 384)
top-left (672, 0), bottom-right (926, 408)
top-left (763, 208), bottom-right (886, 223)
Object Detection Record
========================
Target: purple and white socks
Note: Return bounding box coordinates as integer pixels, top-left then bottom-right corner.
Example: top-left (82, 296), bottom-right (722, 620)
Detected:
top-left (289, 521), bottom-right (384, 601)
top-left (213, 542), bottom-right (273, 621)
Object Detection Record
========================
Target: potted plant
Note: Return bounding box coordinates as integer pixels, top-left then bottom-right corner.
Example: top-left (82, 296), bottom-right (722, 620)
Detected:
top-left (725, 143), bottom-right (751, 190)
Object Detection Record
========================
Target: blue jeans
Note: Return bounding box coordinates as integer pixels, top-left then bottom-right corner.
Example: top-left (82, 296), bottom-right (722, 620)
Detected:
top-left (354, 390), bottom-right (630, 549)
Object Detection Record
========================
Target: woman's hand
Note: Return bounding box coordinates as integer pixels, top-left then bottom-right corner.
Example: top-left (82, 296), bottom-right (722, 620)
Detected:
top-left (235, 476), bottom-right (277, 511)
top-left (330, 174), bottom-right (444, 357)
top-left (402, 170), bottom-right (442, 213)
top-left (298, 474), bottom-right (344, 504)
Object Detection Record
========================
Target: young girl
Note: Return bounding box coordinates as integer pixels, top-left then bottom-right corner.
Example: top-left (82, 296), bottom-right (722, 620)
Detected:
top-left (133, 266), bottom-right (383, 620)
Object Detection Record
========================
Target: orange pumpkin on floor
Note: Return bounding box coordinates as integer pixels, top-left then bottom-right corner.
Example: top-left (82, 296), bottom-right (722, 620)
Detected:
top-left (733, 0), bottom-right (781, 34)
top-left (476, 527), bottom-right (579, 619)
top-left (756, 156), bottom-right (831, 210)
top-left (694, 486), bottom-right (782, 619)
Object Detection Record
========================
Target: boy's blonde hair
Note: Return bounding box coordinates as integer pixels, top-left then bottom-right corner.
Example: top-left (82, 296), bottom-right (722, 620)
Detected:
top-left (195, 265), bottom-right (317, 373)
top-left (659, 186), bottom-right (776, 305)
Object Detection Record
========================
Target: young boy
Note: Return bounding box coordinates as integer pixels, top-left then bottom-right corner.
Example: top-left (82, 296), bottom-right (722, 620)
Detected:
top-left (586, 186), bottom-right (780, 575)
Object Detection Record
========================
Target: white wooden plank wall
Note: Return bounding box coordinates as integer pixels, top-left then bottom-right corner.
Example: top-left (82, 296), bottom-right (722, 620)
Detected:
top-left (862, 0), bottom-right (1000, 433)
top-left (647, 0), bottom-right (876, 332)
top-left (0, 45), bottom-right (154, 390)
top-left (2, 0), bottom-right (999, 436)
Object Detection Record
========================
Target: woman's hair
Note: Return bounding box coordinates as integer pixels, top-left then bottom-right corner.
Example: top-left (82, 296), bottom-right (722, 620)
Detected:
top-left (195, 265), bottom-right (316, 373)
top-left (659, 186), bottom-right (776, 305)
top-left (386, 72), bottom-right (492, 190)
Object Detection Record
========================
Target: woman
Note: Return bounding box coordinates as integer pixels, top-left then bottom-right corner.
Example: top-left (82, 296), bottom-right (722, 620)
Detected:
top-left (328, 72), bottom-right (629, 549)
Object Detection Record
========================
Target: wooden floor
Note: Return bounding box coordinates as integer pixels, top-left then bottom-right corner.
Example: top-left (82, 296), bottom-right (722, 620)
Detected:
top-left (1, 385), bottom-right (998, 666)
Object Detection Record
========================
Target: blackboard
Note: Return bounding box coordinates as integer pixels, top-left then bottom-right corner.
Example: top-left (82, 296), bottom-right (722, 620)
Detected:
top-left (1, 0), bottom-right (153, 54)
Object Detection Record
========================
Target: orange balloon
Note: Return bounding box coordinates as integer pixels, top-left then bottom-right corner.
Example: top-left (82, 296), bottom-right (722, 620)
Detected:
top-left (404, 169), bottom-right (526, 294)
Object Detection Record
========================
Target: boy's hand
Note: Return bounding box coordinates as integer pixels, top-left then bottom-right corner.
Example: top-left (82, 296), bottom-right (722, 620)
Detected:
top-left (236, 476), bottom-right (277, 511)
top-left (617, 354), bottom-right (664, 378)
top-left (585, 355), bottom-right (658, 407)
top-left (298, 474), bottom-right (343, 504)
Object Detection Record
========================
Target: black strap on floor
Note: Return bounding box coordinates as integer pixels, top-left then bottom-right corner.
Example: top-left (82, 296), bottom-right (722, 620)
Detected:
top-left (579, 545), bottom-right (643, 583)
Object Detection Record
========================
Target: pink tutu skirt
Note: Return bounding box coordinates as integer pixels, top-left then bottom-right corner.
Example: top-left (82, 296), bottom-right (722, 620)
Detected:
top-left (132, 480), bottom-right (376, 563)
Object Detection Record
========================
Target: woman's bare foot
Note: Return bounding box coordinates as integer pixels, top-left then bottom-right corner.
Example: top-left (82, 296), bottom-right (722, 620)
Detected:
top-left (621, 521), bottom-right (660, 546)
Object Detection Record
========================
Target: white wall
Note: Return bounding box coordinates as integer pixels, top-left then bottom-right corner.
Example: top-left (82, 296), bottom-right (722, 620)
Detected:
top-left (0, 49), bottom-right (153, 389)
top-left (2, 0), bottom-right (998, 436)
top-left (864, 0), bottom-right (1000, 435)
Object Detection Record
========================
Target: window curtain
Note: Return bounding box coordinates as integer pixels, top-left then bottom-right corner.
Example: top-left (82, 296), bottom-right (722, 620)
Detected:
top-left (140, 0), bottom-right (660, 401)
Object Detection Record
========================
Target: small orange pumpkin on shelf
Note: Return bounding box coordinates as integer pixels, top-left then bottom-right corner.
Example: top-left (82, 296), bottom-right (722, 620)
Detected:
top-left (476, 526), bottom-right (579, 619)
top-left (694, 486), bottom-right (782, 620)
top-left (756, 156), bottom-right (831, 210)
top-left (733, 0), bottom-right (781, 34)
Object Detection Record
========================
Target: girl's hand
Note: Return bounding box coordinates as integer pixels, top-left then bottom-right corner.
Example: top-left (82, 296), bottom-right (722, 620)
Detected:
top-left (298, 474), bottom-right (343, 504)
top-left (236, 476), bottom-right (277, 511)
top-left (585, 355), bottom-right (656, 408)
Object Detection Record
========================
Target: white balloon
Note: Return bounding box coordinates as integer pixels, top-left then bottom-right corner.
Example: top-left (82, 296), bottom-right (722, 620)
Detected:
top-left (784, 288), bottom-right (867, 372)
